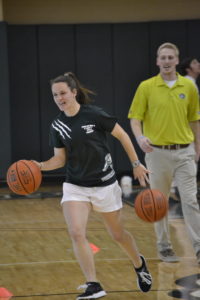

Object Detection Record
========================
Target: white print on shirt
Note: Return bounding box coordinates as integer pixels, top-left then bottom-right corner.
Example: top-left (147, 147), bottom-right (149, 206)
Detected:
top-left (81, 124), bottom-right (95, 134)
top-left (52, 119), bottom-right (72, 139)
top-left (102, 153), bottom-right (113, 172)
top-left (101, 170), bottom-right (115, 182)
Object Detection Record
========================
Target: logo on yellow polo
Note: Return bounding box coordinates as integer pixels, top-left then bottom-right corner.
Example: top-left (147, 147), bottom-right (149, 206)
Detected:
top-left (179, 93), bottom-right (186, 99)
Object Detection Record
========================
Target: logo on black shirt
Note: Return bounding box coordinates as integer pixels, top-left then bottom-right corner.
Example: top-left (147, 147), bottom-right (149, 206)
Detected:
top-left (101, 153), bottom-right (115, 182)
top-left (81, 124), bottom-right (95, 134)
top-left (102, 153), bottom-right (113, 172)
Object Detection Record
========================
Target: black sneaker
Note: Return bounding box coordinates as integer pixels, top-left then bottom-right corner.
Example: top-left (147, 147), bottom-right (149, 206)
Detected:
top-left (196, 250), bottom-right (200, 264)
top-left (77, 282), bottom-right (107, 299)
top-left (135, 255), bottom-right (152, 292)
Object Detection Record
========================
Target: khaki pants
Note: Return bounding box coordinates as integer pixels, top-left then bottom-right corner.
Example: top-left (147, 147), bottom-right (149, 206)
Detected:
top-left (145, 144), bottom-right (200, 254)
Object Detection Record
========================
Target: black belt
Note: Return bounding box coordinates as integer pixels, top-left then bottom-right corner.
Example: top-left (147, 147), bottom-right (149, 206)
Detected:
top-left (152, 144), bottom-right (190, 150)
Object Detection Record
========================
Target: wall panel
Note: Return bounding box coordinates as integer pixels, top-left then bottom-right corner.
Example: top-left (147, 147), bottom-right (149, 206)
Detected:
top-left (76, 24), bottom-right (116, 163)
top-left (113, 23), bottom-right (149, 173)
top-left (5, 19), bottom-right (200, 180)
top-left (76, 24), bottom-right (113, 112)
top-left (7, 25), bottom-right (40, 162)
top-left (149, 21), bottom-right (187, 75)
top-left (38, 25), bottom-right (75, 168)
top-left (187, 20), bottom-right (200, 57)
top-left (187, 20), bottom-right (200, 88)
top-left (0, 22), bottom-right (11, 178)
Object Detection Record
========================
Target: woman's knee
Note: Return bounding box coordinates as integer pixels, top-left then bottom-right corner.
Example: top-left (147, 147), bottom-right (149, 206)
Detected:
top-left (68, 227), bottom-right (86, 242)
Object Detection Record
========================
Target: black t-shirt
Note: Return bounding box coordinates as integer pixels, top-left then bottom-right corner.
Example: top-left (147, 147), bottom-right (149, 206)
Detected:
top-left (49, 104), bottom-right (118, 187)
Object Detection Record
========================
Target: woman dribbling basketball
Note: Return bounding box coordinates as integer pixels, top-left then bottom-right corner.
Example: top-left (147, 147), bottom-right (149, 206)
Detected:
top-left (33, 72), bottom-right (152, 299)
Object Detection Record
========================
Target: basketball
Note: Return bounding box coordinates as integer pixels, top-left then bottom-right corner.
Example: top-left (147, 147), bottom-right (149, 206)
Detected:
top-left (134, 189), bottom-right (168, 222)
top-left (6, 160), bottom-right (42, 195)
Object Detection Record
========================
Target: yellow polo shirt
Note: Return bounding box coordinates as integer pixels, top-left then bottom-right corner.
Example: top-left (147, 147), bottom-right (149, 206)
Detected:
top-left (128, 73), bottom-right (200, 145)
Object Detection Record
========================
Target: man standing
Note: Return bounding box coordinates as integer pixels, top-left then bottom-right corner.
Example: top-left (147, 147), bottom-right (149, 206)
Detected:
top-left (128, 42), bottom-right (200, 264)
top-left (180, 57), bottom-right (200, 91)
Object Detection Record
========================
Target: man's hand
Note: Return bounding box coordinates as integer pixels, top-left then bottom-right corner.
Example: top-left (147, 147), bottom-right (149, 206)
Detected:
top-left (137, 136), bottom-right (154, 153)
top-left (194, 142), bottom-right (200, 162)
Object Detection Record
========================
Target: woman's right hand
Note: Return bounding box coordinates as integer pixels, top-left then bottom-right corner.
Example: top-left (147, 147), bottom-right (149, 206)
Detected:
top-left (31, 160), bottom-right (42, 170)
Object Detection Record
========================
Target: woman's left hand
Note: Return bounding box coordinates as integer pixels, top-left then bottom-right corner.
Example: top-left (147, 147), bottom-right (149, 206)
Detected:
top-left (133, 164), bottom-right (151, 187)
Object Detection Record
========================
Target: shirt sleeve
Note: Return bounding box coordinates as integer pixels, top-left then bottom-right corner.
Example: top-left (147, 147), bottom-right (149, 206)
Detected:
top-left (128, 81), bottom-right (148, 120)
top-left (49, 122), bottom-right (65, 148)
top-left (187, 84), bottom-right (200, 122)
top-left (96, 107), bottom-right (118, 132)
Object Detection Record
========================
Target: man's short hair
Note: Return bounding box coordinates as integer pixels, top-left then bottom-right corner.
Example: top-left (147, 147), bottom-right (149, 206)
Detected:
top-left (179, 57), bottom-right (196, 76)
top-left (157, 42), bottom-right (179, 57)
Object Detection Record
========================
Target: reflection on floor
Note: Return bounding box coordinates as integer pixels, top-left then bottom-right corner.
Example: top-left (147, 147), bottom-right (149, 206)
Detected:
top-left (1, 184), bottom-right (200, 220)
top-left (168, 273), bottom-right (200, 299)
top-left (0, 191), bottom-right (62, 200)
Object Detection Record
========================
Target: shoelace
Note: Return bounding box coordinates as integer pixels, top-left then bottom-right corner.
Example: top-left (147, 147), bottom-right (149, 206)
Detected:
top-left (138, 271), bottom-right (152, 285)
top-left (77, 284), bottom-right (88, 290)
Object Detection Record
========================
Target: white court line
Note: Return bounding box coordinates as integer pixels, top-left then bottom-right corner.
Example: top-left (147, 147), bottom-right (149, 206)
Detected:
top-left (0, 256), bottom-right (196, 267)
top-left (0, 220), bottom-right (64, 224)
top-left (0, 258), bottom-right (131, 266)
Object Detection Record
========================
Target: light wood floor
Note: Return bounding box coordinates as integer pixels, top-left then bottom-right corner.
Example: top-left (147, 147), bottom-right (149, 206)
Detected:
top-left (0, 184), bottom-right (199, 300)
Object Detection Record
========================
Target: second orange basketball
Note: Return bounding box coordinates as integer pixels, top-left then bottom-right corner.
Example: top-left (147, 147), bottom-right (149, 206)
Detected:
top-left (134, 189), bottom-right (168, 223)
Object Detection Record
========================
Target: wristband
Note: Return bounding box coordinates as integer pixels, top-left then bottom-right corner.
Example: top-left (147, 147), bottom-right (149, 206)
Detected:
top-left (132, 160), bottom-right (141, 168)
top-left (137, 135), bottom-right (145, 141)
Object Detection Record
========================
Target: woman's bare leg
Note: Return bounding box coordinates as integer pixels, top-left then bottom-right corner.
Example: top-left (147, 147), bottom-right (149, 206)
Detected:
top-left (62, 201), bottom-right (97, 281)
top-left (101, 209), bottom-right (142, 268)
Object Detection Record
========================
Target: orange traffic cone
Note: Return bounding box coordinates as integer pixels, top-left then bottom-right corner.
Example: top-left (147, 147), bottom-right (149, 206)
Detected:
top-left (0, 287), bottom-right (13, 299)
top-left (89, 243), bottom-right (100, 254)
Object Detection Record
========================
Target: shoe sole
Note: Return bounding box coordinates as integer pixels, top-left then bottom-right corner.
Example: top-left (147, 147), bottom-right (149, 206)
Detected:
top-left (159, 256), bottom-right (180, 263)
top-left (77, 291), bottom-right (107, 299)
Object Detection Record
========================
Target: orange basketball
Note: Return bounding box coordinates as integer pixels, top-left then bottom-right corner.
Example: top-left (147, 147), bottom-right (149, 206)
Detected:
top-left (134, 189), bottom-right (168, 222)
top-left (6, 160), bottom-right (42, 195)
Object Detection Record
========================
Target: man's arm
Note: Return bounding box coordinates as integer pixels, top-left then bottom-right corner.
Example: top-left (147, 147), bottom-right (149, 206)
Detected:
top-left (190, 121), bottom-right (200, 161)
top-left (130, 119), bottom-right (153, 153)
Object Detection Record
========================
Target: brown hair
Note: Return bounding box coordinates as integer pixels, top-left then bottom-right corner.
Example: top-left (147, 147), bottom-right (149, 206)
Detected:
top-left (50, 72), bottom-right (94, 104)
top-left (180, 57), bottom-right (197, 75)
top-left (157, 42), bottom-right (179, 57)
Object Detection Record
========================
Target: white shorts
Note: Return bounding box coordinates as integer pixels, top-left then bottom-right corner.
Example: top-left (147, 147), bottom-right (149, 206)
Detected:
top-left (61, 180), bottom-right (123, 213)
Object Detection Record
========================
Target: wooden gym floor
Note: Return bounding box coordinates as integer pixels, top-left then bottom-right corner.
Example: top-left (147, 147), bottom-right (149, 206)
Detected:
top-left (0, 183), bottom-right (200, 300)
